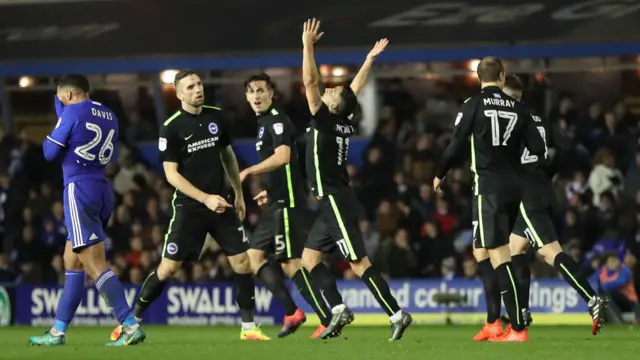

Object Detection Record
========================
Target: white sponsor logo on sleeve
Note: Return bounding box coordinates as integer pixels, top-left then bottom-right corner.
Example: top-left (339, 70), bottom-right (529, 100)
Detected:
top-left (159, 137), bottom-right (167, 151)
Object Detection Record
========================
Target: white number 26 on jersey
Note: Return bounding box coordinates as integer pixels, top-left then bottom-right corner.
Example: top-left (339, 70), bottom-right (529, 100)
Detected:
top-left (74, 122), bottom-right (115, 165)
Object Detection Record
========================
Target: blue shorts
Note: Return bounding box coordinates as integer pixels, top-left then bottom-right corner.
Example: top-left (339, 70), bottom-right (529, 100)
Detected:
top-left (63, 179), bottom-right (113, 251)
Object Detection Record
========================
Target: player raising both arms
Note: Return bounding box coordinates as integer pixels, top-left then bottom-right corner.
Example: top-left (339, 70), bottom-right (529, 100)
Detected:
top-left (434, 57), bottom-right (547, 342)
top-left (111, 70), bottom-right (269, 341)
top-left (471, 74), bottom-right (607, 341)
top-left (299, 18), bottom-right (412, 341)
top-left (30, 74), bottom-right (146, 347)
top-left (239, 73), bottom-right (331, 338)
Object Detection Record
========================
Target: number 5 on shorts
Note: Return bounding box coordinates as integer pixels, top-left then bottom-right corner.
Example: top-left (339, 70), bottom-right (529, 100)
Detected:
top-left (275, 235), bottom-right (285, 254)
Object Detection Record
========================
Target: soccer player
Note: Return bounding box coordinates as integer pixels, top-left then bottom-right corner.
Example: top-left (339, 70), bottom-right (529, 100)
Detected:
top-left (239, 73), bottom-right (331, 338)
top-left (434, 57), bottom-right (547, 342)
top-left (111, 70), bottom-right (269, 341)
top-left (299, 18), bottom-right (412, 341)
top-left (30, 74), bottom-right (146, 346)
top-left (502, 74), bottom-right (606, 336)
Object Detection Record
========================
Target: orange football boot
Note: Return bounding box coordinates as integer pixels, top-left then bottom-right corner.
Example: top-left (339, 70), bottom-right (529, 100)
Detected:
top-left (488, 327), bottom-right (529, 342)
top-left (473, 320), bottom-right (503, 341)
top-left (311, 325), bottom-right (328, 339)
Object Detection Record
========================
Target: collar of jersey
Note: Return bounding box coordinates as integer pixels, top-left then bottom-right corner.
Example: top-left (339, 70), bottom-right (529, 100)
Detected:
top-left (257, 105), bottom-right (276, 118)
top-left (482, 85), bottom-right (502, 92)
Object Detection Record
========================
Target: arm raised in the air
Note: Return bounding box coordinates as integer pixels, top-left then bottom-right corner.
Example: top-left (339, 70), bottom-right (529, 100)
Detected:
top-left (302, 18), bottom-right (324, 116)
top-left (350, 39), bottom-right (389, 96)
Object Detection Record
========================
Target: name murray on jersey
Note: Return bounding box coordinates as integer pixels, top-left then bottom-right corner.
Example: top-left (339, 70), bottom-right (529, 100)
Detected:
top-left (484, 97), bottom-right (516, 108)
top-left (187, 136), bottom-right (219, 153)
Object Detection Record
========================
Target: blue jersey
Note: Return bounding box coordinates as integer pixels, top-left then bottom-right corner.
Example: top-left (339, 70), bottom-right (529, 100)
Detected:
top-left (43, 100), bottom-right (118, 185)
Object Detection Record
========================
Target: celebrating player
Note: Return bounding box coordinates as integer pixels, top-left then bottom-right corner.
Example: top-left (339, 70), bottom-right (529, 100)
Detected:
top-left (240, 73), bottom-right (332, 338)
top-left (299, 18), bottom-right (412, 341)
top-left (111, 70), bottom-right (269, 341)
top-left (481, 74), bottom-right (606, 338)
top-left (434, 57), bottom-right (547, 342)
top-left (30, 74), bottom-right (146, 346)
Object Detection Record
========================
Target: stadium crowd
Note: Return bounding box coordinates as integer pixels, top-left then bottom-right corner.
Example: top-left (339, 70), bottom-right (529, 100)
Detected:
top-left (0, 78), bottom-right (639, 303)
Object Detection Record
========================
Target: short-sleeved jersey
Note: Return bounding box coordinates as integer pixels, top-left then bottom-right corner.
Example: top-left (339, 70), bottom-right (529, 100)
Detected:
top-left (519, 105), bottom-right (555, 186)
top-left (255, 107), bottom-right (306, 208)
top-left (305, 103), bottom-right (355, 197)
top-left (159, 106), bottom-right (231, 208)
top-left (46, 100), bottom-right (118, 185)
top-left (436, 86), bottom-right (547, 195)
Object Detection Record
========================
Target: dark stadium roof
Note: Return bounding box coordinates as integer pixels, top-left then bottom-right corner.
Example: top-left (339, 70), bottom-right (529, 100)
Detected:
top-left (1, 0), bottom-right (640, 74)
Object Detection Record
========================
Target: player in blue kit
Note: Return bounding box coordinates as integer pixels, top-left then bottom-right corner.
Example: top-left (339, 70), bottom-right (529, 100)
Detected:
top-left (29, 74), bottom-right (146, 347)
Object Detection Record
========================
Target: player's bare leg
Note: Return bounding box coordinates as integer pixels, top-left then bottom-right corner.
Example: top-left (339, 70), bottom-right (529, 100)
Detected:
top-left (77, 242), bottom-right (145, 346)
top-left (487, 245), bottom-right (528, 342)
top-left (472, 247), bottom-right (503, 341)
top-left (30, 242), bottom-right (84, 346)
top-left (302, 248), bottom-right (349, 339)
top-left (509, 236), bottom-right (533, 329)
top-left (248, 249), bottom-right (306, 338)
top-left (229, 252), bottom-right (270, 340)
top-left (112, 257), bottom-right (180, 341)
top-left (534, 239), bottom-right (607, 335)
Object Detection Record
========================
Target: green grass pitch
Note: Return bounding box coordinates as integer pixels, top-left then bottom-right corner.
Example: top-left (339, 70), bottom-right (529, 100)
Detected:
top-left (4, 325), bottom-right (640, 360)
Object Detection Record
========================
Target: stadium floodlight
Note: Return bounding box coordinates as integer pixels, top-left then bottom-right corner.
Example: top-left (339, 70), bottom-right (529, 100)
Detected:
top-left (160, 69), bottom-right (179, 84)
top-left (468, 59), bottom-right (481, 72)
top-left (331, 67), bottom-right (347, 77)
top-left (18, 76), bottom-right (34, 88)
top-left (319, 65), bottom-right (331, 77)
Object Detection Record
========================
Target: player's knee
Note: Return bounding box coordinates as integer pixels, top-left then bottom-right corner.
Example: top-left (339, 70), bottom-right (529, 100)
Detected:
top-left (157, 258), bottom-right (181, 280)
top-left (281, 259), bottom-right (301, 278)
top-left (473, 248), bottom-right (489, 262)
top-left (228, 253), bottom-right (251, 274)
top-left (488, 245), bottom-right (511, 267)
top-left (63, 252), bottom-right (83, 271)
top-left (509, 234), bottom-right (529, 255)
top-left (63, 241), bottom-right (83, 271)
top-left (247, 249), bottom-right (268, 274)
top-left (301, 249), bottom-right (322, 271)
top-left (349, 257), bottom-right (372, 278)
top-left (538, 241), bottom-right (562, 265)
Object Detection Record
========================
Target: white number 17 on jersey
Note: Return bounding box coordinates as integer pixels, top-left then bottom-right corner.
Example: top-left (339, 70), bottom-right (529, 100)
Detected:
top-left (484, 110), bottom-right (518, 146)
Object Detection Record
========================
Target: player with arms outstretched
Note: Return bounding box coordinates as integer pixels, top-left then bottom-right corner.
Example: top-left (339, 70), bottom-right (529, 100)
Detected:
top-left (300, 18), bottom-right (412, 341)
top-left (240, 73), bottom-right (331, 338)
top-left (30, 74), bottom-right (146, 347)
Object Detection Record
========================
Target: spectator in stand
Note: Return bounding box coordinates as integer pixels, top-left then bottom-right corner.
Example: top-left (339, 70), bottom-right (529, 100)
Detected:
top-left (112, 153), bottom-right (146, 196)
top-left (0, 253), bottom-right (18, 283)
top-left (462, 257), bottom-right (479, 279)
top-left (591, 252), bottom-right (640, 323)
top-left (416, 220), bottom-right (450, 278)
top-left (432, 197), bottom-right (458, 237)
top-left (624, 149), bottom-right (640, 202)
top-left (125, 112), bottom-right (156, 143)
top-left (376, 228), bottom-right (417, 278)
top-left (359, 220), bottom-right (380, 259)
top-left (376, 199), bottom-right (398, 240)
top-left (589, 148), bottom-right (624, 206)
top-left (359, 147), bottom-right (391, 216)
top-left (403, 134), bottom-right (437, 184)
